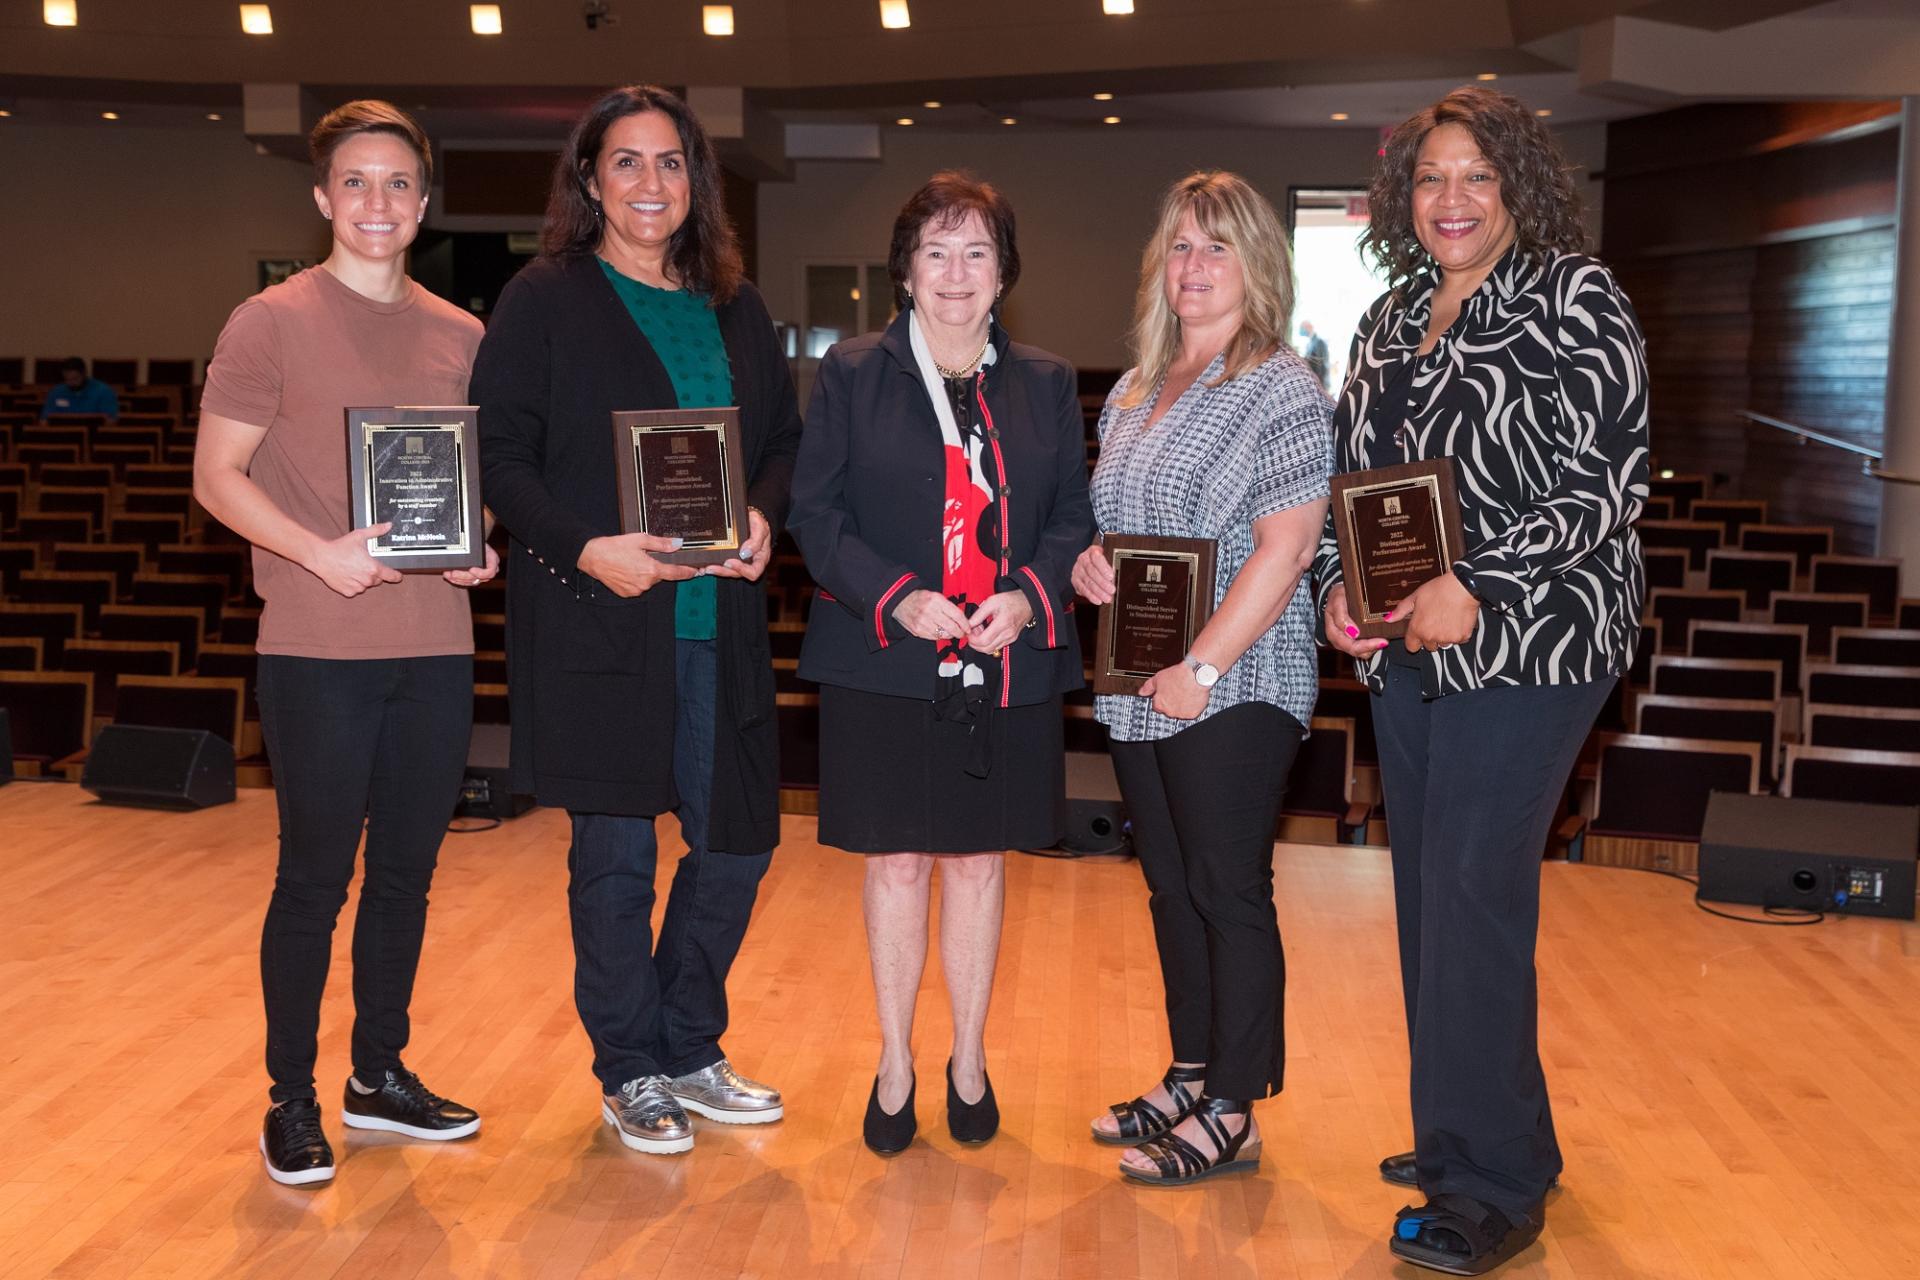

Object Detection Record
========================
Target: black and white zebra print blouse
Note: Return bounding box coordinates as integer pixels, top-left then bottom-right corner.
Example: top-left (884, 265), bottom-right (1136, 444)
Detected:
top-left (1311, 247), bottom-right (1651, 697)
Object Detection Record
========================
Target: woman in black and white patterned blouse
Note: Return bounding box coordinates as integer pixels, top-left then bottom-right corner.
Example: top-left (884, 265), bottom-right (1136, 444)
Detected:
top-left (1313, 87), bottom-right (1648, 1274)
top-left (1072, 171), bottom-right (1332, 1187)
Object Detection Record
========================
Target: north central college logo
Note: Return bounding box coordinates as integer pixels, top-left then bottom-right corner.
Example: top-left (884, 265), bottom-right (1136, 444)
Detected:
top-left (670, 435), bottom-right (691, 454)
top-left (405, 435), bottom-right (424, 454)
top-left (1144, 564), bottom-right (1163, 583)
top-left (1383, 495), bottom-right (1402, 516)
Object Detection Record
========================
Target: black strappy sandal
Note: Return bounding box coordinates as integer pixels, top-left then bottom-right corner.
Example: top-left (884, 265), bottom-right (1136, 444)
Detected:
top-left (1118, 1096), bottom-right (1260, 1186)
top-left (1390, 1194), bottom-right (1543, 1275)
top-left (1091, 1063), bottom-right (1206, 1147)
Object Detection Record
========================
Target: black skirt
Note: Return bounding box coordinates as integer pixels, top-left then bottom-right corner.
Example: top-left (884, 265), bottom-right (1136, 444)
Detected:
top-left (817, 684), bottom-right (1066, 854)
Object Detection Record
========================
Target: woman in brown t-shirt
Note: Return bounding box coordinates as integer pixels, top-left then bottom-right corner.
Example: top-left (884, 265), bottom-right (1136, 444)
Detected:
top-left (193, 101), bottom-right (494, 1189)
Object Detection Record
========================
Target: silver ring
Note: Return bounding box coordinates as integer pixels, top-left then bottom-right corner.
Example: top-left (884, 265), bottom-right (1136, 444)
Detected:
top-left (935, 628), bottom-right (949, 639)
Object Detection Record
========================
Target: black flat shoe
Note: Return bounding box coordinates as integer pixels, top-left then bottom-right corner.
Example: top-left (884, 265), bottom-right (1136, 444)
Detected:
top-left (946, 1059), bottom-right (998, 1144)
top-left (863, 1074), bottom-right (916, 1155)
top-left (1381, 1151), bottom-right (1557, 1192)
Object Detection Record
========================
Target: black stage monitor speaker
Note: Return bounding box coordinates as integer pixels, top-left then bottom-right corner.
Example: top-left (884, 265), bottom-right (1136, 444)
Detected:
top-left (81, 724), bottom-right (235, 810)
top-left (456, 722), bottom-right (535, 820)
top-left (1698, 792), bottom-right (1918, 919)
top-left (1027, 751), bottom-right (1131, 858)
top-left (0, 708), bottom-right (13, 785)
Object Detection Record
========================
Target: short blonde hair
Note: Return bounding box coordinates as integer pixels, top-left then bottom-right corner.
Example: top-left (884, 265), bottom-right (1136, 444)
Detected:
top-left (1119, 171), bottom-right (1295, 409)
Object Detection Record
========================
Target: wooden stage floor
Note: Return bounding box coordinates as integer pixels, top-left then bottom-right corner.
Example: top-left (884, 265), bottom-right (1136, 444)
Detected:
top-left (2, 781), bottom-right (1917, 1279)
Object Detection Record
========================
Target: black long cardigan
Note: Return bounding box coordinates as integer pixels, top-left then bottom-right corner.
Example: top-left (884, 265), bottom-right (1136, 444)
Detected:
top-left (471, 254), bottom-right (801, 845)
top-left (788, 311), bottom-right (1091, 703)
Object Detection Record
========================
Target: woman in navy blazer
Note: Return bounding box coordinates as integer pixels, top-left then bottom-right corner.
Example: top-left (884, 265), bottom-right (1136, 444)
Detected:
top-left (789, 172), bottom-right (1091, 1154)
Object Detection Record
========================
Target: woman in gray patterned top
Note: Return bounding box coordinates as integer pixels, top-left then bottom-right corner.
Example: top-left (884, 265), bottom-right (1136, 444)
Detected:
top-left (1071, 172), bottom-right (1332, 1186)
top-left (1314, 88), bottom-right (1648, 1275)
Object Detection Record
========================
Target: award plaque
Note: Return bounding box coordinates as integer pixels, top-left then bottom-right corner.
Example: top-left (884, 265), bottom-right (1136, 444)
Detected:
top-left (611, 408), bottom-right (749, 567)
top-left (1330, 457), bottom-right (1469, 639)
top-left (345, 406), bottom-right (484, 571)
top-left (1092, 534), bottom-right (1219, 696)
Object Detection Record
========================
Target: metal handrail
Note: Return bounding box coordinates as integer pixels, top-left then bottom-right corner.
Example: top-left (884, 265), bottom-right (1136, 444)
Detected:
top-left (1738, 410), bottom-right (1882, 461)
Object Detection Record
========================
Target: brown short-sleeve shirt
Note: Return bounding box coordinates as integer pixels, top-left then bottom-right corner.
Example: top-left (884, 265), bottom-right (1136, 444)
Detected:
top-left (202, 267), bottom-right (484, 659)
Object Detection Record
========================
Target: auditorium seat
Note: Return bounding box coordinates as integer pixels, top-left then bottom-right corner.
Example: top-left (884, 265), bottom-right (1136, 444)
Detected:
top-left (1803, 703), bottom-right (1920, 754)
top-left (1686, 620), bottom-right (1808, 697)
top-left (61, 639), bottom-right (181, 718)
top-left (1900, 599), bottom-right (1920, 631)
top-left (1648, 588), bottom-right (1743, 651)
top-left (0, 637), bottom-right (44, 671)
top-left (13, 571), bottom-right (115, 628)
top-left (1810, 555), bottom-right (1901, 622)
top-left (192, 643), bottom-right (260, 723)
top-left (473, 650), bottom-right (508, 686)
top-left (52, 543), bottom-right (146, 595)
top-left (89, 443), bottom-right (158, 476)
top-left (1706, 549), bottom-right (1796, 611)
top-left (38, 464), bottom-right (113, 491)
top-left (0, 486), bottom-right (21, 533)
top-left (1277, 715), bottom-right (1370, 844)
top-left (1769, 591), bottom-right (1867, 660)
top-left (15, 512), bottom-right (94, 545)
top-left (1637, 519), bottom-right (1722, 572)
top-left (1647, 473), bottom-right (1707, 518)
top-left (121, 487), bottom-right (196, 523)
top-left (767, 621), bottom-right (806, 661)
top-left (13, 443), bottom-right (84, 475)
top-left (776, 690), bottom-right (820, 810)
top-left (472, 613), bottom-right (507, 653)
top-left (1643, 548), bottom-right (1689, 591)
top-left (1628, 619), bottom-right (1661, 689)
top-left (156, 545), bottom-right (250, 598)
top-left (1804, 662), bottom-right (1920, 709)
top-left (1313, 676), bottom-right (1378, 770)
top-left (217, 608), bottom-right (261, 647)
top-left (1649, 655), bottom-right (1782, 703)
top-left (97, 604), bottom-right (204, 670)
top-left (123, 464), bottom-right (194, 491)
top-left (1578, 731), bottom-right (1762, 873)
top-left (93, 425), bottom-right (165, 455)
top-left (474, 683), bottom-right (511, 725)
top-left (91, 359), bottom-right (138, 387)
top-left (1689, 499), bottom-right (1767, 543)
top-left (1639, 496), bottom-right (1675, 521)
top-left (0, 603), bottom-right (82, 664)
top-left (1739, 524), bottom-right (1832, 574)
top-left (113, 674), bottom-right (248, 753)
top-left (0, 541), bottom-right (40, 591)
top-left (1634, 694), bottom-right (1782, 788)
top-left (128, 573), bottom-right (226, 633)
top-left (108, 513), bottom-right (186, 551)
top-left (1782, 745), bottom-right (1920, 811)
top-left (0, 670), bottom-right (93, 775)
top-left (1831, 627), bottom-right (1920, 669)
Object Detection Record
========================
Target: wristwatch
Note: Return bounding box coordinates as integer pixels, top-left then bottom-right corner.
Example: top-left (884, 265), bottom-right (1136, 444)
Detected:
top-left (1184, 655), bottom-right (1221, 688)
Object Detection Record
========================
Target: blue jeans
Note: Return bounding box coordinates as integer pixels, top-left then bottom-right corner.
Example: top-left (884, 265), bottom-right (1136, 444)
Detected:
top-left (567, 639), bottom-right (774, 1089)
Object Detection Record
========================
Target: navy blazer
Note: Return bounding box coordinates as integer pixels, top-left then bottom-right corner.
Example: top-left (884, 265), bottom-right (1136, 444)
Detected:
top-left (473, 255), bottom-right (801, 838)
top-left (789, 311), bottom-right (1092, 704)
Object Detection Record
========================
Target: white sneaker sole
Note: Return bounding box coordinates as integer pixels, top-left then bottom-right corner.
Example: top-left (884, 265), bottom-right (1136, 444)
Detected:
top-left (675, 1096), bottom-right (784, 1125)
top-left (341, 1109), bottom-right (481, 1141)
top-left (600, 1102), bottom-right (694, 1154)
top-left (260, 1134), bottom-right (335, 1186)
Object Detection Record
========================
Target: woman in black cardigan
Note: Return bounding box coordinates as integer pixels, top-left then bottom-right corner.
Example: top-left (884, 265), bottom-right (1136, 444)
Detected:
top-left (789, 172), bottom-right (1091, 1154)
top-left (472, 86), bottom-right (800, 1156)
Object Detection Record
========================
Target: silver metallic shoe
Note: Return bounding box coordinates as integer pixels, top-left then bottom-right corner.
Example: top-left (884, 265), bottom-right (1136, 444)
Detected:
top-left (668, 1058), bottom-right (784, 1125)
top-left (600, 1076), bottom-right (695, 1154)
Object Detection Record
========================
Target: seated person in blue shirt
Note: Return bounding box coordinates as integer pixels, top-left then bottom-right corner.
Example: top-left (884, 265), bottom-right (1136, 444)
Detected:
top-left (41, 358), bottom-right (120, 420)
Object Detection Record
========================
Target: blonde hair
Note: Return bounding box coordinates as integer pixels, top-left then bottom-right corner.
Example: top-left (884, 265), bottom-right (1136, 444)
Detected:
top-left (1119, 171), bottom-right (1295, 409)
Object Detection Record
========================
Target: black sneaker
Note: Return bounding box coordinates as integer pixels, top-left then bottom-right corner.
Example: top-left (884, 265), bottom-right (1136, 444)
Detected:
top-left (261, 1099), bottom-right (335, 1186)
top-left (341, 1068), bottom-right (481, 1140)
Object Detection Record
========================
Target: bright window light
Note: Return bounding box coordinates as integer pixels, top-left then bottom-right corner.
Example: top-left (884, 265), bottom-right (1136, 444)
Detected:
top-left (879, 1), bottom-right (910, 30)
top-left (44, 1), bottom-right (78, 26)
top-left (239, 5), bottom-right (273, 35)
top-left (702, 5), bottom-right (733, 35)
top-left (1103, 1), bottom-right (1135, 14)
top-left (470, 5), bottom-right (502, 35)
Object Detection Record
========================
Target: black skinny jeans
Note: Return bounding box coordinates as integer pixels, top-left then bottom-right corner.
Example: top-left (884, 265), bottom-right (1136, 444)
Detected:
top-left (1108, 701), bottom-right (1304, 1100)
top-left (256, 654), bottom-right (473, 1104)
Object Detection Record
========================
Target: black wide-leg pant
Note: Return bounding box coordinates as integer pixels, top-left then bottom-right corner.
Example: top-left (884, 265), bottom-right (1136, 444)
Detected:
top-left (1108, 702), bottom-right (1304, 1100)
top-left (1372, 661), bottom-right (1615, 1217)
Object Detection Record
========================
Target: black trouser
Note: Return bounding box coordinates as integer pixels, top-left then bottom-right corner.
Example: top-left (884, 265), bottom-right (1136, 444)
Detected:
top-left (256, 653), bottom-right (474, 1104)
top-left (1372, 661), bottom-right (1615, 1217)
top-left (1108, 702), bottom-right (1304, 1100)
top-left (568, 639), bottom-right (773, 1090)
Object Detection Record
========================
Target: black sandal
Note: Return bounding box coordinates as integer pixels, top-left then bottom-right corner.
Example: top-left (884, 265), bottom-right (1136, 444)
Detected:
top-left (1119, 1096), bottom-right (1260, 1186)
top-left (1390, 1194), bottom-right (1543, 1275)
top-left (1091, 1062), bottom-right (1206, 1147)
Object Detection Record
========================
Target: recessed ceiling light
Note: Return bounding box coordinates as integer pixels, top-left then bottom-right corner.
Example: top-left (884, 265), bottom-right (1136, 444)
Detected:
top-left (879, 0), bottom-right (909, 29)
top-left (471, 4), bottom-right (503, 35)
top-left (923, 101), bottom-right (941, 109)
top-left (101, 110), bottom-right (120, 120)
top-left (1476, 72), bottom-right (1498, 81)
top-left (239, 4), bottom-right (273, 35)
top-left (1102, 115), bottom-right (1121, 125)
top-left (206, 112), bottom-right (223, 121)
top-left (43, 2), bottom-right (77, 27)
top-left (895, 117), bottom-right (915, 126)
top-left (1092, 92), bottom-right (1114, 102)
top-left (1103, 1), bottom-right (1135, 13)
top-left (1000, 116), bottom-right (1017, 125)
top-left (702, 5), bottom-right (733, 36)
top-left (1330, 113), bottom-right (1349, 121)
top-left (1535, 108), bottom-right (1553, 118)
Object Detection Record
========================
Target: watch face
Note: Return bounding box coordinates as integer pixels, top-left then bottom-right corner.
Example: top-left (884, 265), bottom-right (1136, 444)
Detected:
top-left (1193, 662), bottom-right (1220, 688)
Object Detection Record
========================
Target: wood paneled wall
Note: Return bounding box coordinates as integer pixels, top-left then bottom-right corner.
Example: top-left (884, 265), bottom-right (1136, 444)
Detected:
top-left (1603, 103), bottom-right (1898, 554)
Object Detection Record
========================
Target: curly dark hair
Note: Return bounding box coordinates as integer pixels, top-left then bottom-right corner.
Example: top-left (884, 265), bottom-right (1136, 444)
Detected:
top-left (1359, 86), bottom-right (1586, 293)
top-left (542, 84), bottom-right (741, 304)
top-left (887, 171), bottom-right (1021, 314)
